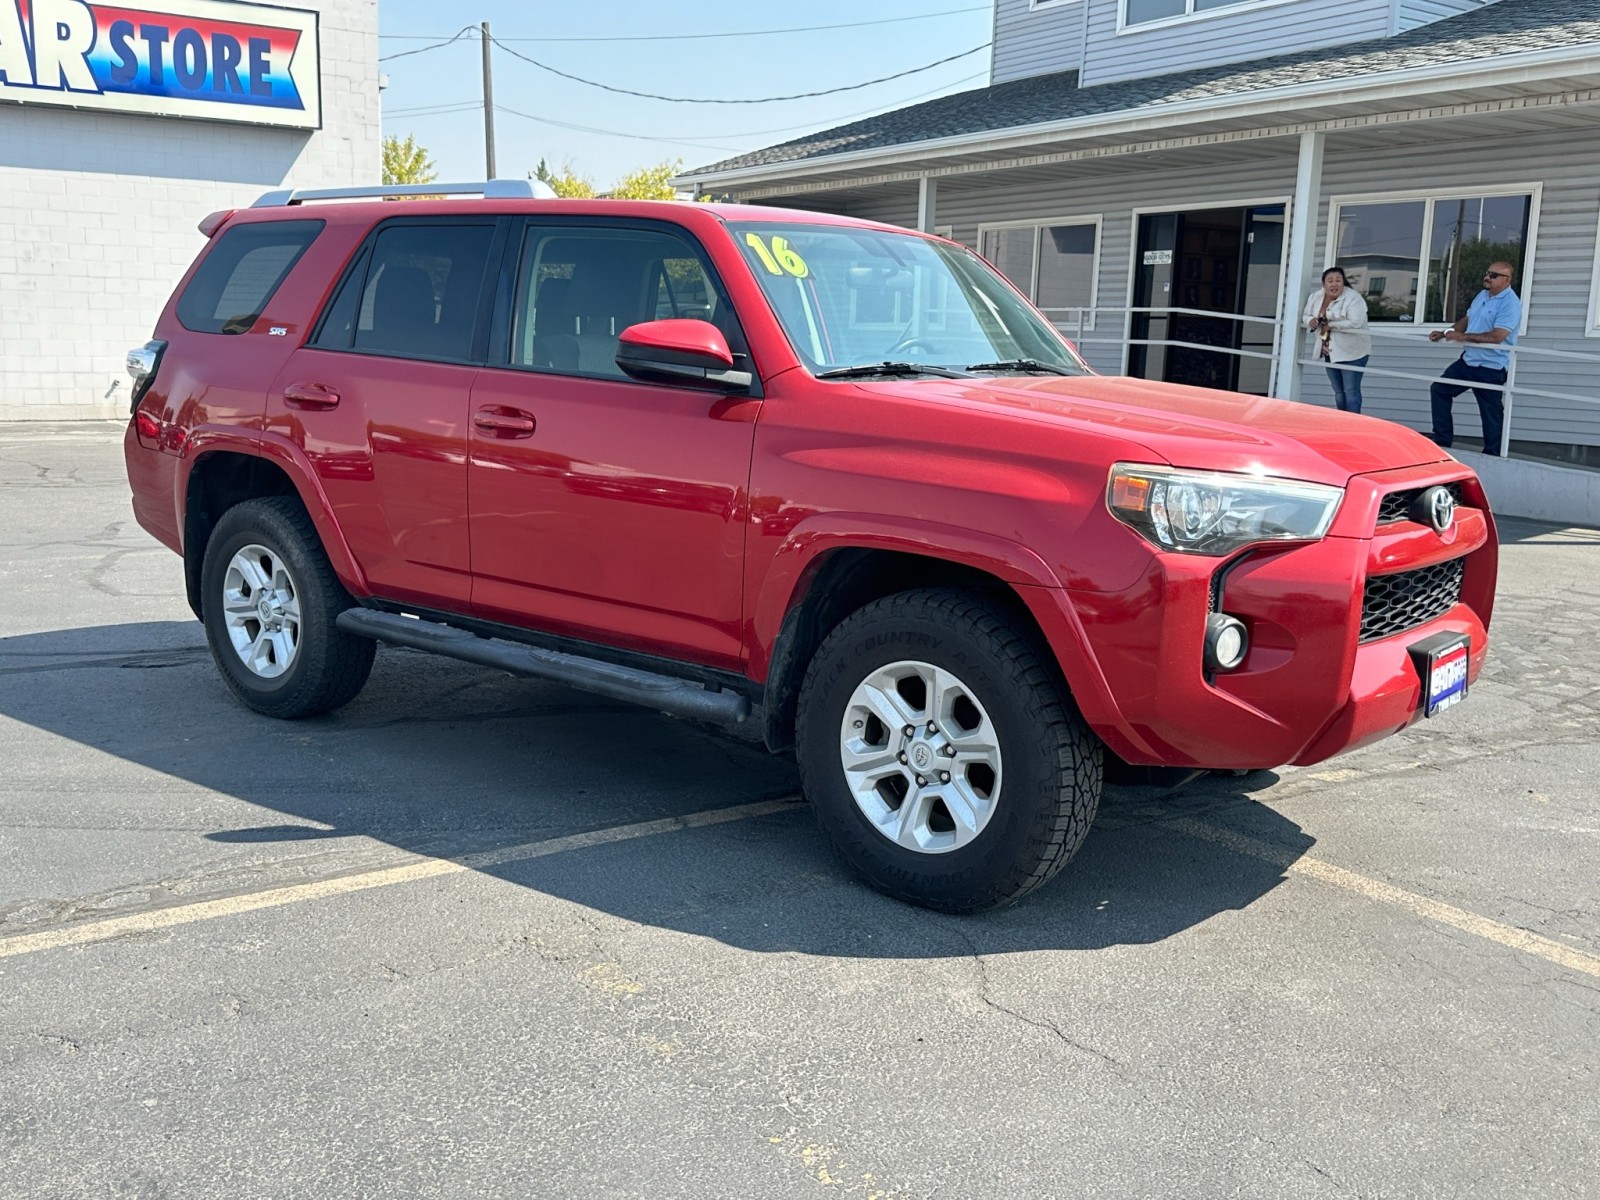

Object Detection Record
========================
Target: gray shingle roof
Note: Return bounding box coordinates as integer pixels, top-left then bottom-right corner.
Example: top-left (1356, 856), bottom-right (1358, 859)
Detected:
top-left (689, 0), bottom-right (1600, 176)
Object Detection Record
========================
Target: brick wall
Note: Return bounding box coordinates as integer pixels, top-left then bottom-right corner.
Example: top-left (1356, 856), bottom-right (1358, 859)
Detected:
top-left (0, 0), bottom-right (380, 420)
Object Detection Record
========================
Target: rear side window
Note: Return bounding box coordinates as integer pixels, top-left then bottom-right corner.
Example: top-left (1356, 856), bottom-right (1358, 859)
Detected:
top-left (177, 220), bottom-right (323, 335)
top-left (313, 222), bottom-right (495, 362)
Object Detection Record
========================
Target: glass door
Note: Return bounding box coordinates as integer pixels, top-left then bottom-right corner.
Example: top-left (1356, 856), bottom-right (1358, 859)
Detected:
top-left (1128, 213), bottom-right (1177, 382)
top-left (1130, 205), bottom-right (1284, 394)
top-left (1235, 204), bottom-right (1284, 396)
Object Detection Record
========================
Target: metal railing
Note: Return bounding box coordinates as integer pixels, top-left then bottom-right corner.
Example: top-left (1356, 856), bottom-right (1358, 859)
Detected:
top-left (1048, 306), bottom-right (1600, 461)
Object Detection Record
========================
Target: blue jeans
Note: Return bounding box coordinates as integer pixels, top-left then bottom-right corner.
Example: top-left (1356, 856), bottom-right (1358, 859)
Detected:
top-left (1430, 357), bottom-right (1507, 455)
top-left (1324, 356), bottom-right (1368, 413)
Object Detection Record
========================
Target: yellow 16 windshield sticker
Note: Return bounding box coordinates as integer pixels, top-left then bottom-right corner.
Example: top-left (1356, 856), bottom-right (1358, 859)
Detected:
top-left (743, 233), bottom-right (809, 278)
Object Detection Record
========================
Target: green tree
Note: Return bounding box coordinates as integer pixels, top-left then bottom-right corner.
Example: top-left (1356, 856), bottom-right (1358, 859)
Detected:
top-left (382, 134), bottom-right (437, 185)
top-left (533, 157), bottom-right (597, 198)
top-left (609, 159), bottom-right (683, 200)
top-left (1426, 237), bottom-right (1521, 324)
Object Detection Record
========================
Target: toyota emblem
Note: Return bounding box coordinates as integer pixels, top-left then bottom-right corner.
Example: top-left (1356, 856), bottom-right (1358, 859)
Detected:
top-left (1420, 486), bottom-right (1455, 533)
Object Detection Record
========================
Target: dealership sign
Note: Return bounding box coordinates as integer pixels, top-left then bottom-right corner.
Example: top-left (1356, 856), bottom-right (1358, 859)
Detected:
top-left (0, 0), bottom-right (319, 128)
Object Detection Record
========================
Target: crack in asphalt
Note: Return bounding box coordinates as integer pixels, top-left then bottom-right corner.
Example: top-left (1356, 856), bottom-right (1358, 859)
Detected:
top-left (0, 647), bottom-right (209, 675)
top-left (0, 843), bottom-right (427, 936)
top-left (958, 932), bottom-right (1127, 1073)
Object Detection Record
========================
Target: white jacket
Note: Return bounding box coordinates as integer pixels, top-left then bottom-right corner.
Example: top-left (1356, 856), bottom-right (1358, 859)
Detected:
top-left (1302, 287), bottom-right (1372, 363)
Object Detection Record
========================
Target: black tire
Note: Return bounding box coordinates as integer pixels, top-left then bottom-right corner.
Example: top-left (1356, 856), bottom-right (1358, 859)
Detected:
top-left (200, 497), bottom-right (376, 719)
top-left (795, 588), bottom-right (1102, 913)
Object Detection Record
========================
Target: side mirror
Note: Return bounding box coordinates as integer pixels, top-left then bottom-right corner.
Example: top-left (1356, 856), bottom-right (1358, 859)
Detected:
top-left (615, 319), bottom-right (753, 390)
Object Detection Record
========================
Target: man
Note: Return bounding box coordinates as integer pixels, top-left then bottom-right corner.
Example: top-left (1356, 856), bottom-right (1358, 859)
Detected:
top-left (1427, 261), bottom-right (1521, 456)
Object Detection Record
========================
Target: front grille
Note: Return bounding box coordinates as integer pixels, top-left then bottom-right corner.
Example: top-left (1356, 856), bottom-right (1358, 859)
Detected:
top-left (1360, 557), bottom-right (1466, 643)
top-left (1377, 482), bottom-right (1465, 524)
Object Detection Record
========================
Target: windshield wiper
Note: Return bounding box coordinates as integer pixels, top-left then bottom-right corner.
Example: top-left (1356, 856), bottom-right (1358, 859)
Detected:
top-left (964, 358), bottom-right (1077, 376)
top-left (816, 361), bottom-right (970, 380)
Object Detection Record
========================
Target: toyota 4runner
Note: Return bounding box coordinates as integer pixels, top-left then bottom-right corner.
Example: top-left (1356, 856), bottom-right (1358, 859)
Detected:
top-left (123, 181), bottom-right (1498, 913)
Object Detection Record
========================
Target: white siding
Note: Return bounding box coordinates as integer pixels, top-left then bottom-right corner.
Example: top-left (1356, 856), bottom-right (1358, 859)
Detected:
top-left (1080, 0), bottom-right (1390, 87)
top-left (0, 0), bottom-right (380, 420)
top-left (992, 0), bottom-right (1086, 86)
top-left (830, 191), bottom-right (924, 233)
top-left (738, 119), bottom-right (1600, 453)
top-left (991, 0), bottom-right (1497, 89)
top-left (1313, 127), bottom-right (1600, 452)
top-left (1396, 0), bottom-right (1493, 33)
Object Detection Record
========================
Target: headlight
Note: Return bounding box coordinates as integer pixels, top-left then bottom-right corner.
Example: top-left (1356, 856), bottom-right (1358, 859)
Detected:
top-left (1107, 464), bottom-right (1343, 556)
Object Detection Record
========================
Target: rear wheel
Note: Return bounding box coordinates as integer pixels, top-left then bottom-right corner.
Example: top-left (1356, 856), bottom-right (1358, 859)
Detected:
top-left (200, 497), bottom-right (375, 719)
top-left (796, 589), bottom-right (1102, 913)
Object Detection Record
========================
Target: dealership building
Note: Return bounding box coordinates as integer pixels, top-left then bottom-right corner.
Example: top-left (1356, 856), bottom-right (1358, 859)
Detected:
top-left (0, 0), bottom-right (378, 420)
top-left (683, 0), bottom-right (1600, 523)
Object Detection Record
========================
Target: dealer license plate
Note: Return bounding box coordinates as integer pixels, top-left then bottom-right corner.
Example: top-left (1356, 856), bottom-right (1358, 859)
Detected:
top-left (1408, 632), bottom-right (1470, 718)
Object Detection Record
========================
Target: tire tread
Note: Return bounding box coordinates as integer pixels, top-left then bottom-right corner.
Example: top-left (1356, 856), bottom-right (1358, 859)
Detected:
top-left (796, 587), bottom-right (1102, 913)
top-left (202, 497), bottom-right (375, 719)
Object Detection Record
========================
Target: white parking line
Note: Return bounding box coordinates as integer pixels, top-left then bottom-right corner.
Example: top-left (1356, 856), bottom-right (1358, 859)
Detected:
top-left (1171, 818), bottom-right (1600, 980)
top-left (5, 801), bottom-right (1596, 982)
top-left (0, 798), bottom-right (800, 960)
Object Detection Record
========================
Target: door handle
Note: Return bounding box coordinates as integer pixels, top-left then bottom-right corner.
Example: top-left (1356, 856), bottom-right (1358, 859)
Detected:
top-left (283, 382), bottom-right (341, 410)
top-left (473, 407), bottom-right (536, 437)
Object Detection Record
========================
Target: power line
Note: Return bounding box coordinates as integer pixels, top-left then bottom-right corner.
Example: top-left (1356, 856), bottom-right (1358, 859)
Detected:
top-left (378, 25), bottom-right (475, 62)
top-left (675, 72), bottom-right (989, 139)
top-left (384, 70), bottom-right (989, 142)
top-left (386, 101), bottom-right (482, 117)
top-left (489, 36), bottom-right (989, 104)
top-left (378, 8), bottom-right (988, 44)
top-left (492, 105), bottom-right (752, 152)
top-left (453, 71), bottom-right (990, 149)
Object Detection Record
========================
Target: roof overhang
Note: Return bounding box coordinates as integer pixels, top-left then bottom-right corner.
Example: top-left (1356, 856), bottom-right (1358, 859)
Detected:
top-left (680, 42), bottom-right (1600, 195)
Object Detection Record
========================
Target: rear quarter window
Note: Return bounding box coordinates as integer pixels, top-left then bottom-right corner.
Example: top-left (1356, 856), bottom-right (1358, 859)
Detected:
top-left (176, 219), bottom-right (324, 335)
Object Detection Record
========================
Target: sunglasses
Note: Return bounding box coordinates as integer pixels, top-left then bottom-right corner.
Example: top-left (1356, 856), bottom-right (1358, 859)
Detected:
top-left (1484, 271), bottom-right (1510, 279)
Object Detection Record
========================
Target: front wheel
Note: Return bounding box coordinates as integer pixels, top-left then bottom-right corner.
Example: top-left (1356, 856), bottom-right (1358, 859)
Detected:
top-left (795, 589), bottom-right (1102, 913)
top-left (200, 497), bottom-right (375, 719)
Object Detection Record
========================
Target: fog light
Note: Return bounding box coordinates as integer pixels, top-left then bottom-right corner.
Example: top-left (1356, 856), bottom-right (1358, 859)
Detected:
top-left (1205, 613), bottom-right (1249, 672)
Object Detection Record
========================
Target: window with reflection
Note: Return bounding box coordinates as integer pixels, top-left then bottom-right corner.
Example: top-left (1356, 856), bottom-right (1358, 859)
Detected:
top-left (1124, 0), bottom-right (1274, 26)
top-left (730, 221), bottom-right (1091, 375)
top-left (509, 225), bottom-right (733, 379)
top-left (979, 220), bottom-right (1099, 328)
top-left (1332, 192), bottom-right (1531, 325)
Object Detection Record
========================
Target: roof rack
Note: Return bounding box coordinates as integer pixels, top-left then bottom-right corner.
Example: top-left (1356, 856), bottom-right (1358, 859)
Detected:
top-left (251, 179), bottom-right (555, 207)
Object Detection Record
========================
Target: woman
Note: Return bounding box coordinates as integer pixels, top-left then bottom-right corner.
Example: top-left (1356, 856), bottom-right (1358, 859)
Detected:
top-left (1301, 266), bottom-right (1372, 413)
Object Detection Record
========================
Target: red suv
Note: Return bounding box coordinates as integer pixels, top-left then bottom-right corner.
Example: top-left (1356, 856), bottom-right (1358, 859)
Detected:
top-left (124, 182), bottom-right (1497, 912)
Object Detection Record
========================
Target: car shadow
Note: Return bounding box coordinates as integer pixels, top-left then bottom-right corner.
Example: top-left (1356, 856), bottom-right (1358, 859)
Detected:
top-left (0, 621), bottom-right (1312, 957)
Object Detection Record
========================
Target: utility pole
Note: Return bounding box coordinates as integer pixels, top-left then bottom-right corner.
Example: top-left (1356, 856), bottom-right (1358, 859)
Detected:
top-left (481, 21), bottom-right (497, 179)
top-left (1444, 198), bottom-right (1466, 322)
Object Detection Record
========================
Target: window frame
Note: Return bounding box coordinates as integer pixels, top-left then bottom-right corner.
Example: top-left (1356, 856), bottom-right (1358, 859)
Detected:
top-left (975, 214), bottom-right (1102, 332)
top-left (176, 218), bottom-right (325, 336)
top-left (1117, 0), bottom-right (1296, 35)
top-left (1585, 206), bottom-right (1600, 338)
top-left (487, 215), bottom-right (757, 389)
top-left (1326, 185), bottom-right (1541, 336)
top-left (307, 215), bottom-right (508, 366)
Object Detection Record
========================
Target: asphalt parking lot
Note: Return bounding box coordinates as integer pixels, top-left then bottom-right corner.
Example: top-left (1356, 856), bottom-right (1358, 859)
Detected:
top-left (2, 421), bottom-right (1598, 1199)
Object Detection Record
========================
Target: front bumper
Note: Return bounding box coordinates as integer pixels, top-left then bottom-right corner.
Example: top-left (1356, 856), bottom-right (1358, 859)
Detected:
top-left (1039, 464), bottom-right (1497, 770)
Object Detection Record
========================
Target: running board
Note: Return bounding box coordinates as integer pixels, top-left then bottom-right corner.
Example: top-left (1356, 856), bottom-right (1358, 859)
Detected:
top-left (336, 609), bottom-right (751, 725)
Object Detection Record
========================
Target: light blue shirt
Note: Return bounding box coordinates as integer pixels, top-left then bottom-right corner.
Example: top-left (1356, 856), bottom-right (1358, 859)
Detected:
top-left (1460, 287), bottom-right (1521, 370)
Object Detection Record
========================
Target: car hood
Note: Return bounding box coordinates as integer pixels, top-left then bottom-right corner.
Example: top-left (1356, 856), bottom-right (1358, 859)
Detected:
top-left (867, 373), bottom-right (1451, 486)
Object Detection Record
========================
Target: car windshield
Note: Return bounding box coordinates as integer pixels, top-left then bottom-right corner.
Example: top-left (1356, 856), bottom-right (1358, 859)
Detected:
top-left (727, 222), bottom-right (1091, 377)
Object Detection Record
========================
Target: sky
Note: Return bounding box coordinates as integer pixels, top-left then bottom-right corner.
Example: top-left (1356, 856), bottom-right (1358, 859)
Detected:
top-left (377, 0), bottom-right (996, 190)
